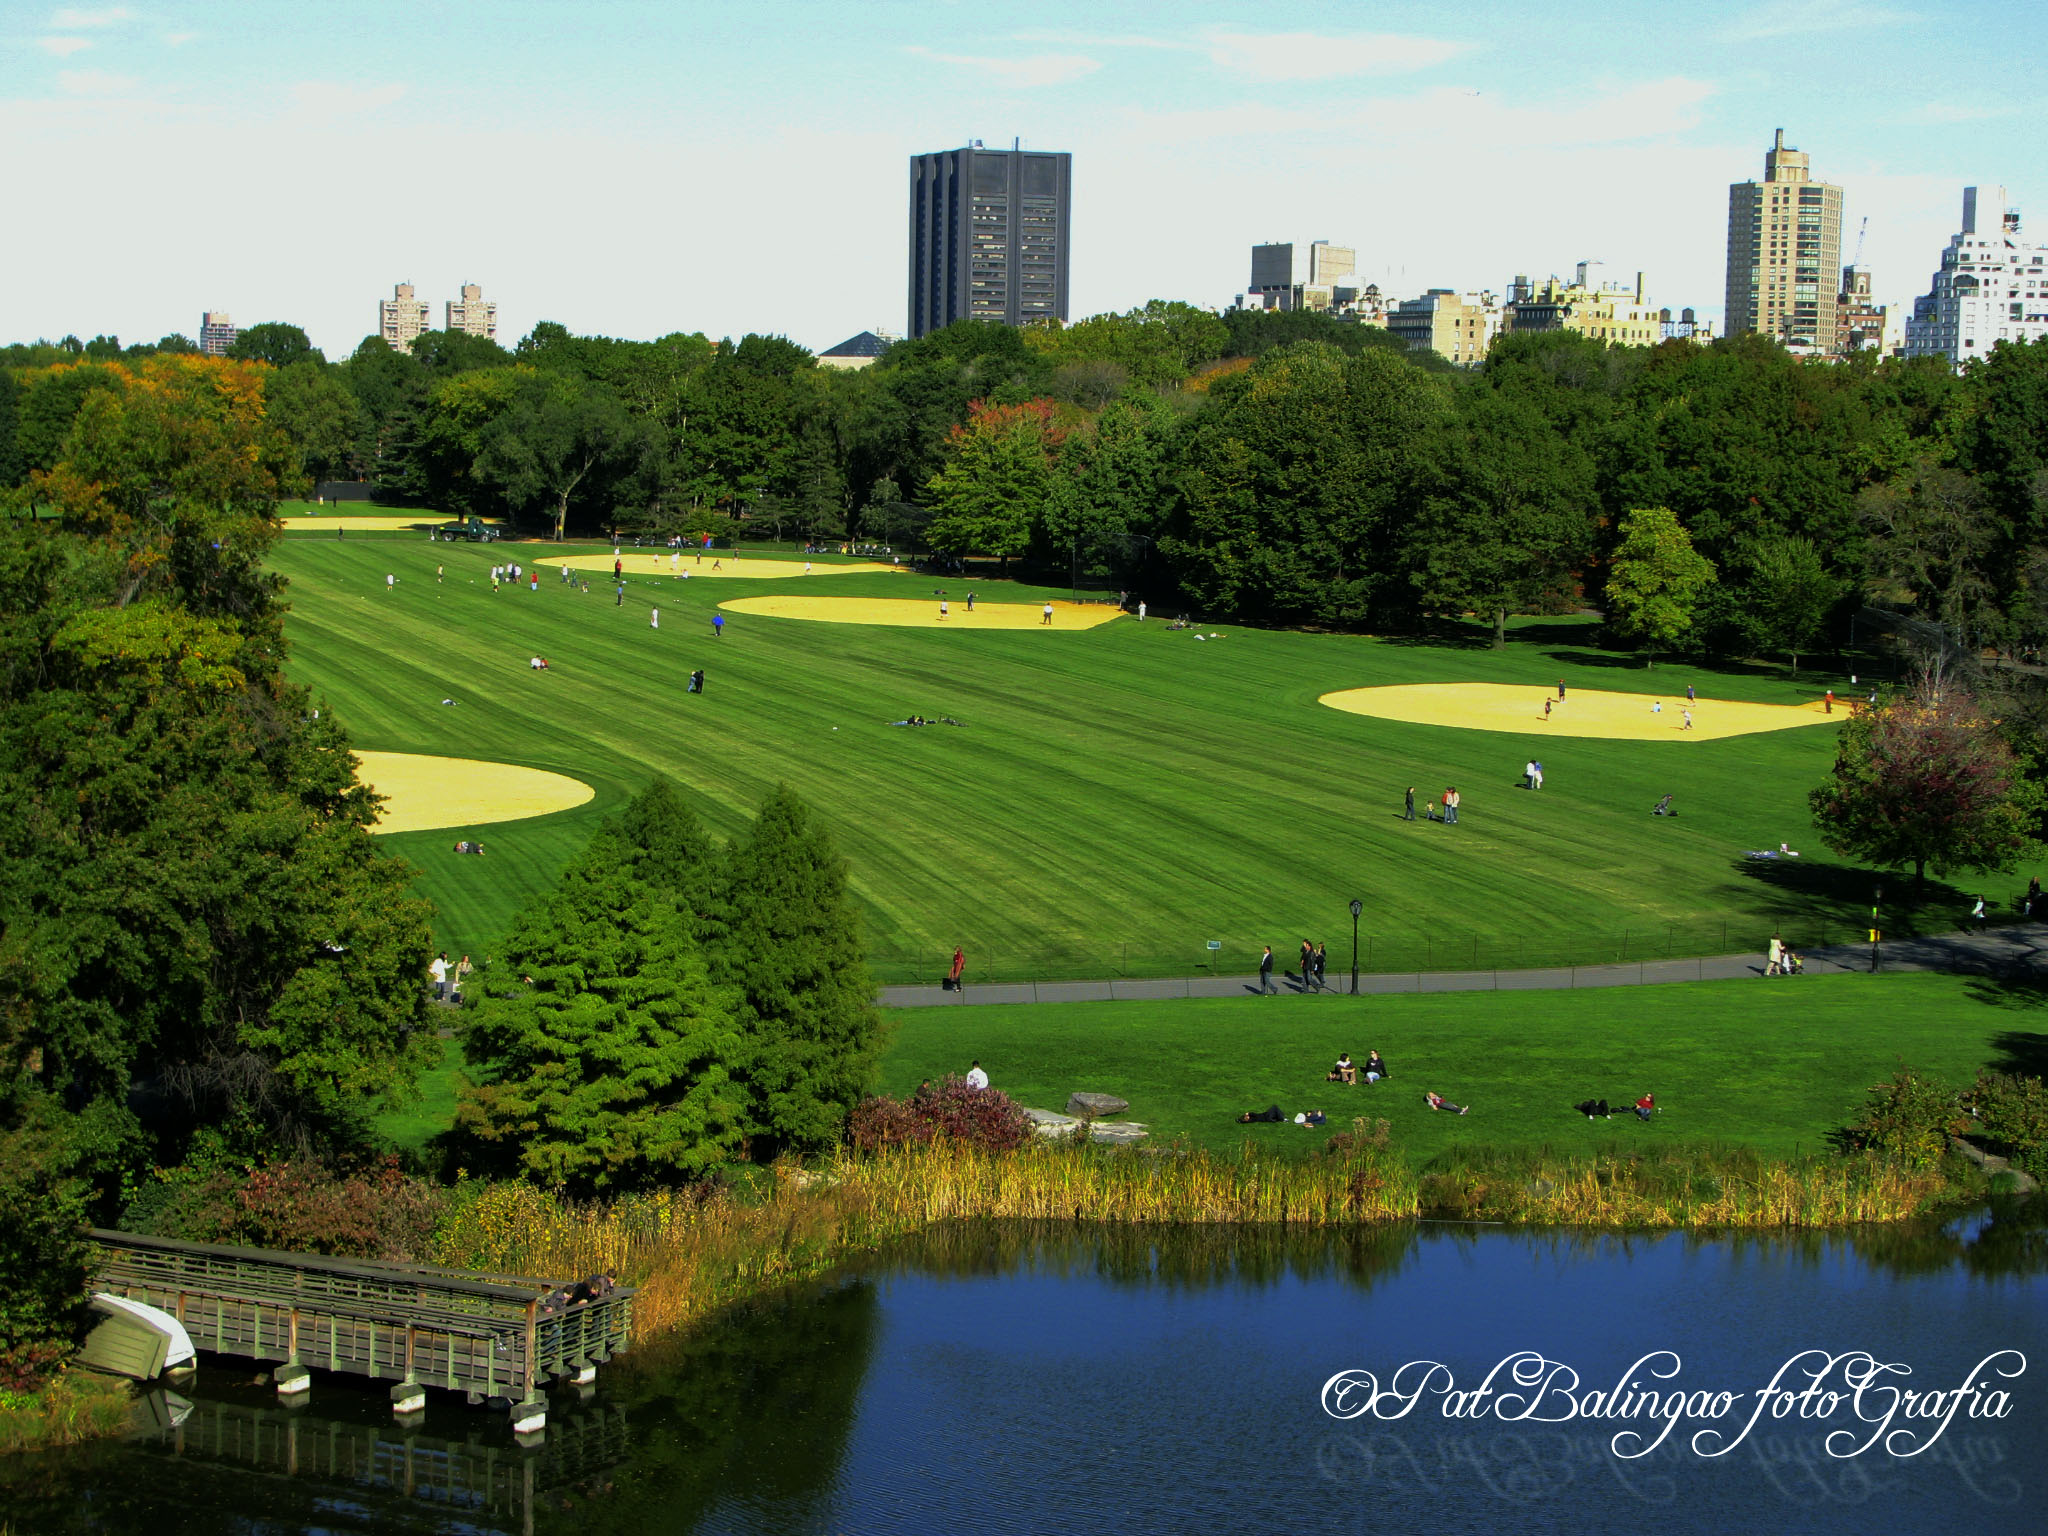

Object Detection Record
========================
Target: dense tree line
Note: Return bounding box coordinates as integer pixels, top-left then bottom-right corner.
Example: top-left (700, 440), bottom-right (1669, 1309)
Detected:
top-left (11, 310), bottom-right (2048, 660)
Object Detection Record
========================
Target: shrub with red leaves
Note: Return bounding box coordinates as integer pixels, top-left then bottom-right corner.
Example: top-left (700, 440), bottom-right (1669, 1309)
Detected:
top-left (848, 1075), bottom-right (1031, 1153)
top-left (137, 1157), bottom-right (446, 1261)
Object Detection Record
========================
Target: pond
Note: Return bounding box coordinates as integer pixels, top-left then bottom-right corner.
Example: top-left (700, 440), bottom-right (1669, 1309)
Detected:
top-left (5, 1206), bottom-right (2044, 1534)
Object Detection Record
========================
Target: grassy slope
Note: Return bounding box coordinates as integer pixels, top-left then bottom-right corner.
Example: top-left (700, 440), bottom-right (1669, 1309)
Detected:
top-left (874, 972), bottom-right (2044, 1161)
top-left (273, 537), bottom-right (2009, 983)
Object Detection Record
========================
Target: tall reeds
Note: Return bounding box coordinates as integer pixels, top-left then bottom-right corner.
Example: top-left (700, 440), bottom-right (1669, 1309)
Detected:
top-left (426, 1134), bottom-right (1976, 1348)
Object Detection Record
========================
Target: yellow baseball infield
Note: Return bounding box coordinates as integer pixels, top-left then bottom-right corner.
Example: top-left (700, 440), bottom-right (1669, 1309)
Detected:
top-left (715, 595), bottom-right (1125, 630)
top-left (1319, 682), bottom-right (1838, 741)
top-left (353, 751), bottom-right (595, 834)
top-left (552, 553), bottom-right (900, 579)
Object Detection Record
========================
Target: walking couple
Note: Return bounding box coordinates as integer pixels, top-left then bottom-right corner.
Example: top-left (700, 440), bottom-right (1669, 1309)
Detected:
top-left (1300, 939), bottom-right (1327, 991)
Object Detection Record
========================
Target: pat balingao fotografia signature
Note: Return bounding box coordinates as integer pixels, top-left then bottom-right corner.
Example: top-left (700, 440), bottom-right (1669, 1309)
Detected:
top-left (1321, 1349), bottom-right (2025, 1460)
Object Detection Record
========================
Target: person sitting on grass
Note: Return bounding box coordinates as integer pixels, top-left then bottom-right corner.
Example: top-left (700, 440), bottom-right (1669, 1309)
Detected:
top-left (1237, 1105), bottom-right (1285, 1123)
top-left (1365, 1050), bottom-right (1387, 1082)
top-left (1634, 1093), bottom-right (1657, 1121)
top-left (529, 656), bottom-right (549, 670)
top-left (1425, 1091), bottom-right (1469, 1115)
top-left (1652, 794), bottom-right (1674, 816)
top-left (1573, 1098), bottom-right (1612, 1119)
top-left (1327, 1053), bottom-right (1355, 1083)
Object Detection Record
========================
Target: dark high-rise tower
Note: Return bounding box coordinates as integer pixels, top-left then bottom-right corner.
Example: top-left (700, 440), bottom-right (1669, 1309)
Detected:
top-left (908, 144), bottom-right (1071, 339)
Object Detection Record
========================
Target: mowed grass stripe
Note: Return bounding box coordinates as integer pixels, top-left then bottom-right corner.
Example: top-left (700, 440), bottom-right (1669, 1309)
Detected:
top-left (271, 540), bottom-right (1992, 977)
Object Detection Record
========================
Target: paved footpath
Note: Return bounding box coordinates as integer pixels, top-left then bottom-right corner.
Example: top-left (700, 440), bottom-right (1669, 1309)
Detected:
top-left (879, 924), bottom-right (2048, 1009)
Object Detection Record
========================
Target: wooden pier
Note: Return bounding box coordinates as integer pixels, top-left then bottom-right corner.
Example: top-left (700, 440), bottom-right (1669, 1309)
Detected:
top-left (89, 1229), bottom-right (634, 1431)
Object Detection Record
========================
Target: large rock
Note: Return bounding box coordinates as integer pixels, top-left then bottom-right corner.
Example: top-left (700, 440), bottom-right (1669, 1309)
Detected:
top-left (1088, 1121), bottom-right (1149, 1146)
top-left (1022, 1107), bottom-right (1080, 1138)
top-left (1067, 1092), bottom-right (1130, 1118)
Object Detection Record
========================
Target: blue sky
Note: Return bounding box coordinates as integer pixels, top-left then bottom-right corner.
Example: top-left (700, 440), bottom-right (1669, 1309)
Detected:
top-left (1, 0), bottom-right (2039, 357)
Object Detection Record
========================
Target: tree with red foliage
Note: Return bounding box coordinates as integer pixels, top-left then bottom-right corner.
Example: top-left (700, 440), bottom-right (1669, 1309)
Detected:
top-left (1809, 679), bottom-right (2041, 885)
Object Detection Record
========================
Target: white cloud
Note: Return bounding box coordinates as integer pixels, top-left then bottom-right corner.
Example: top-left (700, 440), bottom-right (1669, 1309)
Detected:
top-left (36, 35), bottom-right (92, 55)
top-left (905, 47), bottom-right (1100, 88)
top-left (164, 31), bottom-right (197, 46)
top-left (1724, 1), bottom-right (1917, 41)
top-left (57, 68), bottom-right (135, 94)
top-left (289, 81), bottom-right (407, 115)
top-left (49, 5), bottom-right (132, 26)
top-left (1197, 29), bottom-right (1469, 82)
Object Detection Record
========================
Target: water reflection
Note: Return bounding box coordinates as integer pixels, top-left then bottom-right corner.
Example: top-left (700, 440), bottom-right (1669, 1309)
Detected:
top-left (3, 1210), bottom-right (2042, 1534)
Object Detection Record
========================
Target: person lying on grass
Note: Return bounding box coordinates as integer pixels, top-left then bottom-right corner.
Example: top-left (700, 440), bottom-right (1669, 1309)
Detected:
top-left (1426, 1092), bottom-right (1469, 1115)
top-left (1237, 1105), bottom-right (1285, 1123)
top-left (1573, 1098), bottom-right (1613, 1119)
top-left (1292, 1110), bottom-right (1328, 1127)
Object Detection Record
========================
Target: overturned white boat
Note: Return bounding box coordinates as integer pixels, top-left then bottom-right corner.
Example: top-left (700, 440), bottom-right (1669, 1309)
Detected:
top-left (78, 1293), bottom-right (197, 1380)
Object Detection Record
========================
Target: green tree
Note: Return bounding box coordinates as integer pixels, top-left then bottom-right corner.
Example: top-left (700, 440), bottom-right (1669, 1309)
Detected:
top-left (1161, 343), bottom-right (1449, 627)
top-left (1809, 683), bottom-right (2040, 885)
top-left (923, 398), bottom-right (1063, 566)
top-left (473, 372), bottom-right (641, 539)
top-left (1859, 459), bottom-right (1999, 654)
top-left (2, 357), bottom-right (435, 1192)
top-left (265, 359), bottom-right (363, 485)
top-left (456, 846), bottom-right (743, 1191)
top-left (1739, 534), bottom-right (1845, 673)
top-left (710, 785), bottom-right (886, 1158)
top-left (226, 322), bottom-right (323, 370)
top-left (1402, 387), bottom-right (1594, 646)
top-left (1604, 505), bottom-right (1716, 663)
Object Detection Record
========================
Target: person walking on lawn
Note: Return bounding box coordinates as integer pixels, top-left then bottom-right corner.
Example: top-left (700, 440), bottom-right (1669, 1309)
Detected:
top-left (1404, 786), bottom-right (1416, 821)
top-left (1300, 939), bottom-right (1315, 989)
top-left (1259, 946), bottom-right (1276, 994)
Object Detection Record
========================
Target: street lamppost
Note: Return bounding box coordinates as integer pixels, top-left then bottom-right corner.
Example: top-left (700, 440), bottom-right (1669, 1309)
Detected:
top-left (1350, 899), bottom-right (1363, 995)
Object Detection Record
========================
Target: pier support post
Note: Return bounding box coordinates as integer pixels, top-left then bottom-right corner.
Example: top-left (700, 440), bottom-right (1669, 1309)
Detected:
top-left (274, 1363), bottom-right (311, 1399)
top-left (509, 1396), bottom-right (547, 1435)
top-left (390, 1379), bottom-right (426, 1416)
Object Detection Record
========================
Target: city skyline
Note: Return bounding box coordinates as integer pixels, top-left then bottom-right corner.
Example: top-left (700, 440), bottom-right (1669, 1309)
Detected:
top-left (3, 0), bottom-right (2042, 358)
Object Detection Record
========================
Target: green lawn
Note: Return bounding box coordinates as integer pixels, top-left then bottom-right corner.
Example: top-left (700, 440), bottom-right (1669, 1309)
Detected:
top-left (874, 972), bottom-right (2046, 1160)
top-left (268, 537), bottom-right (2031, 982)
top-left (377, 972), bottom-right (2045, 1161)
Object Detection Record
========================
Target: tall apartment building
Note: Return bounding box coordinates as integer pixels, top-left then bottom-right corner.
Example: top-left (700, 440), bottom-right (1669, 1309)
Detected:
top-left (445, 283), bottom-right (497, 341)
top-left (908, 143), bottom-right (1071, 339)
top-left (1505, 266), bottom-right (1662, 347)
top-left (378, 282), bottom-right (431, 353)
top-left (1904, 187), bottom-right (2048, 367)
top-left (1386, 289), bottom-right (1500, 366)
top-left (1725, 129), bottom-right (1845, 354)
top-left (1245, 241), bottom-right (1357, 312)
top-left (198, 311), bottom-right (238, 356)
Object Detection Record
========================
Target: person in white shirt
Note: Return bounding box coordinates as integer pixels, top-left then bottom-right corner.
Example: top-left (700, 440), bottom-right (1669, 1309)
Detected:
top-left (964, 1061), bottom-right (989, 1090)
top-left (429, 952), bottom-right (449, 1001)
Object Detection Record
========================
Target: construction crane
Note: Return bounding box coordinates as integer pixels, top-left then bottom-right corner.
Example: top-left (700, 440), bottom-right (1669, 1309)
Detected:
top-left (1851, 216), bottom-right (1869, 268)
